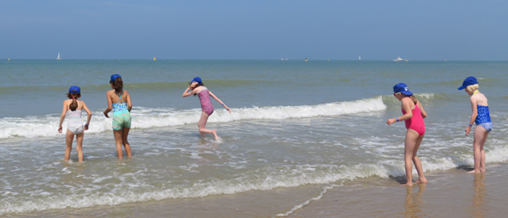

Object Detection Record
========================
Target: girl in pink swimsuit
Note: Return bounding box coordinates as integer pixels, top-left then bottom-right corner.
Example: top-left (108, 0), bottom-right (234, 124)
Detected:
top-left (386, 83), bottom-right (428, 186)
top-left (183, 77), bottom-right (232, 139)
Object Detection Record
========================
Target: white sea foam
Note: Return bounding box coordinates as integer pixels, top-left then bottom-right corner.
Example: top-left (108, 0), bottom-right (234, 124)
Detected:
top-left (416, 92), bottom-right (435, 99)
top-left (3, 144), bottom-right (508, 216)
top-left (0, 96), bottom-right (386, 139)
top-left (0, 164), bottom-right (385, 215)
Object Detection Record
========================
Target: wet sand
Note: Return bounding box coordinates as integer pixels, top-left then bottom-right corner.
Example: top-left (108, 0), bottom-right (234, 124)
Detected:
top-left (8, 163), bottom-right (508, 218)
top-left (287, 164), bottom-right (508, 218)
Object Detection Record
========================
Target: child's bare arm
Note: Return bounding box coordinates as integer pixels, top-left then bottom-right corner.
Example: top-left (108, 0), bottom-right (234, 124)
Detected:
top-left (417, 100), bottom-right (427, 119)
top-left (82, 101), bottom-right (92, 130)
top-left (209, 91), bottom-right (231, 113)
top-left (465, 96), bottom-right (478, 136)
top-left (103, 91), bottom-right (113, 118)
top-left (182, 85), bottom-right (195, 97)
top-left (58, 101), bottom-right (68, 133)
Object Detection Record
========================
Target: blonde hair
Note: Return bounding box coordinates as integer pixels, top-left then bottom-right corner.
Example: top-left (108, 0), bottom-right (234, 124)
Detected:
top-left (466, 84), bottom-right (479, 92)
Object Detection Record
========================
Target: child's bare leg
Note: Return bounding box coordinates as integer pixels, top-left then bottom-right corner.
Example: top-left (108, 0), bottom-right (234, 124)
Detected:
top-left (65, 129), bottom-right (75, 161)
top-left (470, 126), bottom-right (487, 173)
top-left (479, 131), bottom-right (488, 172)
top-left (413, 135), bottom-right (427, 183)
top-left (480, 149), bottom-right (486, 172)
top-left (113, 130), bottom-right (124, 159)
top-left (403, 130), bottom-right (420, 186)
top-left (197, 112), bottom-right (216, 138)
top-left (212, 129), bottom-right (219, 139)
top-left (122, 128), bottom-right (132, 157)
top-left (75, 132), bottom-right (84, 162)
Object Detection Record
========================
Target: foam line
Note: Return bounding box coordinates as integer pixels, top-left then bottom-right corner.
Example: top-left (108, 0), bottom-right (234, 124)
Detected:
top-left (0, 96), bottom-right (386, 139)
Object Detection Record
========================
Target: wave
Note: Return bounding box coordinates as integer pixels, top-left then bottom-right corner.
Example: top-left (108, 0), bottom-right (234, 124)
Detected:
top-left (3, 144), bottom-right (508, 215)
top-left (381, 92), bottom-right (447, 107)
top-left (0, 80), bottom-right (263, 94)
top-left (0, 96), bottom-right (386, 139)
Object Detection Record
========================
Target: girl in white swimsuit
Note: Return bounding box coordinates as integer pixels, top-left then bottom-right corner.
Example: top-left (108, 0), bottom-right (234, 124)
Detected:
top-left (58, 86), bottom-right (92, 162)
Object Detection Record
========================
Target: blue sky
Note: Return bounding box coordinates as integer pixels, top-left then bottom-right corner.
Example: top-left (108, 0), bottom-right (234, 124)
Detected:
top-left (1, 0), bottom-right (507, 60)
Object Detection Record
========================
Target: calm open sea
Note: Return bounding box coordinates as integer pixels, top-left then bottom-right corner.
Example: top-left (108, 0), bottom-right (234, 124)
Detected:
top-left (1, 60), bottom-right (508, 216)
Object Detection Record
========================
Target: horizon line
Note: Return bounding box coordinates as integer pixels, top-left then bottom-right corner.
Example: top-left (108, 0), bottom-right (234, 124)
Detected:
top-left (2, 58), bottom-right (507, 61)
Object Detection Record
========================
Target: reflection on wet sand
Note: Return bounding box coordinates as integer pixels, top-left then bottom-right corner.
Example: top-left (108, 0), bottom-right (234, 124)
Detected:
top-left (404, 184), bottom-right (426, 218)
top-left (471, 173), bottom-right (487, 218)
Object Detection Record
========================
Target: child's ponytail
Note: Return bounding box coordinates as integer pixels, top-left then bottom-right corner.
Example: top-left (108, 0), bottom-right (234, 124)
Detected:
top-left (67, 93), bottom-right (81, 111)
top-left (70, 97), bottom-right (78, 111)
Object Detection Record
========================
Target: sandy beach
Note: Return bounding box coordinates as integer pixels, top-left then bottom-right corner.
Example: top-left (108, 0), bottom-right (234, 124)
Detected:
top-left (8, 163), bottom-right (508, 218)
top-left (286, 164), bottom-right (508, 218)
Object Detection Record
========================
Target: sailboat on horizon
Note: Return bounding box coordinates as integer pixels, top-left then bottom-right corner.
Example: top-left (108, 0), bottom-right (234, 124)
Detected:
top-left (56, 53), bottom-right (61, 60)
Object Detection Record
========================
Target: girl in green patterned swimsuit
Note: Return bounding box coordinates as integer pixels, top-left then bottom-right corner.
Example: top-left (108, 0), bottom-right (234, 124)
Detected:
top-left (104, 74), bottom-right (132, 159)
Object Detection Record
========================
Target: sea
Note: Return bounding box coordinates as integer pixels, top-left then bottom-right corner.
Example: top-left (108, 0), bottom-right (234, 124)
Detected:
top-left (1, 60), bottom-right (507, 217)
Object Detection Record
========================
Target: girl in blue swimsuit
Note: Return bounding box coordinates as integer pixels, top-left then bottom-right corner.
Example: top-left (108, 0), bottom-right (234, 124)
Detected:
top-left (182, 77), bottom-right (231, 139)
top-left (104, 74), bottom-right (133, 159)
top-left (458, 76), bottom-right (491, 173)
top-left (58, 86), bottom-right (92, 162)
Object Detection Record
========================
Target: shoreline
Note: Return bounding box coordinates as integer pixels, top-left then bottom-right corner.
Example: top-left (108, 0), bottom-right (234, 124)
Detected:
top-left (287, 163), bottom-right (508, 218)
top-left (8, 163), bottom-right (508, 218)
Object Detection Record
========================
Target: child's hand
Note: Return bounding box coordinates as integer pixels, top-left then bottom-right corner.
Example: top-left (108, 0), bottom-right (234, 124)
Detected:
top-left (84, 124), bottom-right (89, 131)
top-left (103, 111), bottom-right (109, 118)
top-left (58, 126), bottom-right (62, 133)
top-left (386, 118), bottom-right (396, 125)
top-left (465, 126), bottom-right (471, 136)
top-left (226, 107), bottom-right (232, 113)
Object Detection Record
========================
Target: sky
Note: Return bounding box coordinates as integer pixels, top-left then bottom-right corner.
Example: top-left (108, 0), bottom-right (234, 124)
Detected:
top-left (1, 0), bottom-right (507, 60)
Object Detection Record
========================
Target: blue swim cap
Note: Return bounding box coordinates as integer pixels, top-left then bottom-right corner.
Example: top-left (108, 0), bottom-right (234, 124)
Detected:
top-left (458, 76), bottom-right (478, 90)
top-left (69, 86), bottom-right (80, 94)
top-left (393, 83), bottom-right (413, 95)
top-left (110, 74), bottom-right (122, 83)
top-left (190, 77), bottom-right (203, 85)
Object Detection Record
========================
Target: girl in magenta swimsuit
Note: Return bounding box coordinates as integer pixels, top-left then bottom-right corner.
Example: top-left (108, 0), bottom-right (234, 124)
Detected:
top-left (386, 83), bottom-right (428, 186)
top-left (183, 77), bottom-right (231, 139)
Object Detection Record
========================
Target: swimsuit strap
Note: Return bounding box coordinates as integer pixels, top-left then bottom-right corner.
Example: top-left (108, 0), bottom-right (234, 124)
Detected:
top-left (116, 90), bottom-right (124, 103)
top-left (197, 87), bottom-right (208, 94)
top-left (473, 90), bottom-right (479, 95)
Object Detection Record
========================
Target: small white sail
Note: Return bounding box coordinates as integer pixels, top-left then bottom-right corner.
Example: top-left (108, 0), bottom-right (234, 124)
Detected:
top-left (56, 53), bottom-right (61, 60)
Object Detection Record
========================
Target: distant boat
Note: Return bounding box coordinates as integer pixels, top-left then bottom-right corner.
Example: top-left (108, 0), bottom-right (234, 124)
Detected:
top-left (393, 56), bottom-right (406, 62)
top-left (305, 57), bottom-right (308, 61)
top-left (153, 56), bottom-right (156, 61)
top-left (7, 58), bottom-right (10, 61)
top-left (56, 53), bottom-right (61, 60)
top-left (359, 56), bottom-right (361, 61)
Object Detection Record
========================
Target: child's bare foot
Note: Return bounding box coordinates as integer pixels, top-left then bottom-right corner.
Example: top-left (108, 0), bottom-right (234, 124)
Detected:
top-left (415, 179), bottom-right (427, 184)
top-left (468, 170), bottom-right (480, 173)
top-left (402, 183), bottom-right (413, 187)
